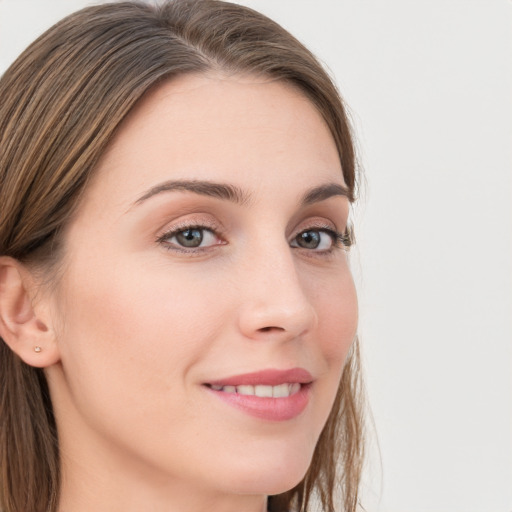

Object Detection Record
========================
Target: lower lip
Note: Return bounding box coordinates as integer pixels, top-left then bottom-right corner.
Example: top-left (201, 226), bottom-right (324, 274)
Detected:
top-left (204, 384), bottom-right (311, 421)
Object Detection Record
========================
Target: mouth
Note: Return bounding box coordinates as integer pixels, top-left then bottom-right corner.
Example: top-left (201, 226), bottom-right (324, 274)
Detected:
top-left (205, 382), bottom-right (303, 398)
top-left (203, 368), bottom-right (313, 421)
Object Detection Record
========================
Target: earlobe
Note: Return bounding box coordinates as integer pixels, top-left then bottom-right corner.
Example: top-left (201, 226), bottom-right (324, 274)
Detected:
top-left (0, 257), bottom-right (60, 368)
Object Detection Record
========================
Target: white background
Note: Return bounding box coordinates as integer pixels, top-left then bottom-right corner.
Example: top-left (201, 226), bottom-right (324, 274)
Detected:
top-left (1, 1), bottom-right (510, 511)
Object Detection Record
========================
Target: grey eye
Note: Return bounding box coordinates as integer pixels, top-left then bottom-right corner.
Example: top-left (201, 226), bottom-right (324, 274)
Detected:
top-left (291, 229), bottom-right (336, 251)
top-left (175, 228), bottom-right (204, 247)
top-left (295, 230), bottom-right (321, 249)
top-left (159, 226), bottom-right (220, 251)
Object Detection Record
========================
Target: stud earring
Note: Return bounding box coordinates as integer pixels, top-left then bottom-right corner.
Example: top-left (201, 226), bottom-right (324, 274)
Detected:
top-left (34, 346), bottom-right (42, 353)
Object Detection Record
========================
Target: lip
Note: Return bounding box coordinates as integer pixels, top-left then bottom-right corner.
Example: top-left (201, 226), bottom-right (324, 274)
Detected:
top-left (206, 367), bottom-right (313, 387)
top-left (204, 368), bottom-right (313, 421)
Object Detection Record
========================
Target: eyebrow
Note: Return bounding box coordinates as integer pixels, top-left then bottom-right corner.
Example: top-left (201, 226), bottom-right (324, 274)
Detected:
top-left (300, 182), bottom-right (351, 205)
top-left (132, 179), bottom-right (350, 208)
top-left (134, 179), bottom-right (249, 206)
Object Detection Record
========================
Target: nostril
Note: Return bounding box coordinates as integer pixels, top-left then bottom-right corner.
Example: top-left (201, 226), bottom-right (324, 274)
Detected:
top-left (258, 326), bottom-right (284, 333)
top-left (239, 298), bottom-right (316, 340)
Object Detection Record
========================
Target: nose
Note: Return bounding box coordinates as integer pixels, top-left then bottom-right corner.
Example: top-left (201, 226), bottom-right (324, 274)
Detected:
top-left (236, 243), bottom-right (318, 342)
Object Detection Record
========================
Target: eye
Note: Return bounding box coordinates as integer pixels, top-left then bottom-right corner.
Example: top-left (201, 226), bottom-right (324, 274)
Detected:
top-left (158, 226), bottom-right (221, 250)
top-left (291, 229), bottom-right (336, 251)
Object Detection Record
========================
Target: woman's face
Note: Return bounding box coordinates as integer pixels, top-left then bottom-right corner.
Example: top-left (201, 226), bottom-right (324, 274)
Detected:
top-left (45, 74), bottom-right (358, 504)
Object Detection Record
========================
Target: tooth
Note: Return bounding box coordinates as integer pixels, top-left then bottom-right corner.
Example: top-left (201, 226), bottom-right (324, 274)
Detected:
top-left (273, 383), bottom-right (290, 398)
top-left (289, 383), bottom-right (301, 395)
top-left (214, 383), bottom-right (301, 397)
top-left (254, 385), bottom-right (273, 398)
top-left (236, 385), bottom-right (254, 396)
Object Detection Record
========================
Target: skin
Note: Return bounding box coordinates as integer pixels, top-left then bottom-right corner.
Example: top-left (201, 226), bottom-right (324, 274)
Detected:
top-left (34, 74), bottom-right (358, 512)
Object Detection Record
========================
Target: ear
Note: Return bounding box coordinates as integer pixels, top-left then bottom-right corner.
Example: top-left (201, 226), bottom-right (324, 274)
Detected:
top-left (0, 257), bottom-right (60, 368)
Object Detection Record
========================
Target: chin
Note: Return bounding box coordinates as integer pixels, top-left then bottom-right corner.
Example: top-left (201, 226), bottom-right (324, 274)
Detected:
top-left (230, 473), bottom-right (308, 498)
top-left (220, 445), bottom-right (314, 497)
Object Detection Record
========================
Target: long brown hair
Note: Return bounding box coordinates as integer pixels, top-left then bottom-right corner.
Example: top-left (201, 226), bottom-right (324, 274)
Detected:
top-left (0, 1), bottom-right (365, 511)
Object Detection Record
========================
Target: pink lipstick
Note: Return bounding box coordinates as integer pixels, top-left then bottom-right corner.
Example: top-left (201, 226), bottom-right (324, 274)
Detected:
top-left (204, 368), bottom-right (313, 421)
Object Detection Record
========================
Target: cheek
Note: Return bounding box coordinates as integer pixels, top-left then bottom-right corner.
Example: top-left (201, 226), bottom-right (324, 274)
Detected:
top-left (304, 266), bottom-right (358, 425)
top-left (53, 254), bottom-right (234, 402)
top-left (313, 267), bottom-right (358, 365)
top-left (51, 260), bottom-right (232, 449)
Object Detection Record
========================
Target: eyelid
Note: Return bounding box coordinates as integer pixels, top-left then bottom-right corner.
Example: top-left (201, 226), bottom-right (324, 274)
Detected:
top-left (156, 214), bottom-right (224, 239)
top-left (293, 227), bottom-right (348, 247)
top-left (154, 214), bottom-right (353, 255)
top-left (293, 213), bottom-right (342, 230)
top-left (291, 220), bottom-right (353, 251)
top-left (155, 215), bottom-right (226, 252)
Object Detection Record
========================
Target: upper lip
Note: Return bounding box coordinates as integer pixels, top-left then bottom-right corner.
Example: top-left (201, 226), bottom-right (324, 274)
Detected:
top-left (206, 368), bottom-right (313, 387)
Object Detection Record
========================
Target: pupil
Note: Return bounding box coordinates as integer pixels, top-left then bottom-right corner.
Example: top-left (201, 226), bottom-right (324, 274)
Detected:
top-left (298, 230), bottom-right (320, 249)
top-left (177, 229), bottom-right (203, 247)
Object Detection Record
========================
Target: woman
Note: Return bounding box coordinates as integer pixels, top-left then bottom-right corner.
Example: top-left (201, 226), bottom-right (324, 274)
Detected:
top-left (0, 1), bottom-right (365, 511)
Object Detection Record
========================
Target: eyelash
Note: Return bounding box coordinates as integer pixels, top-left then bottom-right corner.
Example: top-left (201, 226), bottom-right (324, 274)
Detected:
top-left (156, 220), bottom-right (225, 254)
top-left (156, 223), bottom-right (352, 255)
top-left (314, 226), bottom-right (353, 250)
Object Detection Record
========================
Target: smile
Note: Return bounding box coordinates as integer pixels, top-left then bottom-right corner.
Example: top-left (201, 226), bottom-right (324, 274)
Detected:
top-left (204, 368), bottom-right (313, 421)
top-left (207, 382), bottom-right (302, 398)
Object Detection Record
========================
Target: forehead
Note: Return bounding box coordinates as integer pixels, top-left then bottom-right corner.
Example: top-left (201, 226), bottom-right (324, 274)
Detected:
top-left (83, 73), bottom-right (344, 211)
